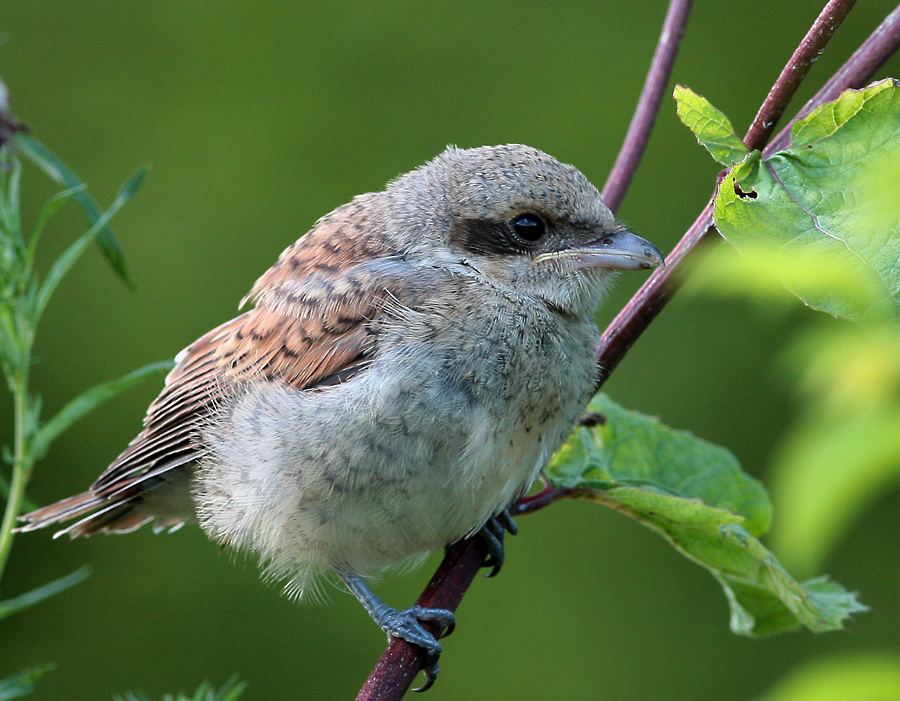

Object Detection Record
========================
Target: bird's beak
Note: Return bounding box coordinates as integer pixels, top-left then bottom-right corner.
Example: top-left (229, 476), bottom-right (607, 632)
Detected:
top-left (535, 229), bottom-right (664, 271)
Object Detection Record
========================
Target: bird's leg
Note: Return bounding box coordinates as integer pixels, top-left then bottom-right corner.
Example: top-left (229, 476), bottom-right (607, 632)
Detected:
top-left (477, 508), bottom-right (519, 578)
top-left (340, 572), bottom-right (455, 692)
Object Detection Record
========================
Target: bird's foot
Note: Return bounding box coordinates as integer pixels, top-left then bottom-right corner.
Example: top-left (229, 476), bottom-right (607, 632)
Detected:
top-left (376, 605), bottom-right (455, 692)
top-left (478, 509), bottom-right (519, 578)
top-left (340, 573), bottom-right (454, 692)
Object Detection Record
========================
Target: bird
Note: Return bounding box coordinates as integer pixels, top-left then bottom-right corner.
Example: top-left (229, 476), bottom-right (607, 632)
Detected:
top-left (19, 144), bottom-right (663, 689)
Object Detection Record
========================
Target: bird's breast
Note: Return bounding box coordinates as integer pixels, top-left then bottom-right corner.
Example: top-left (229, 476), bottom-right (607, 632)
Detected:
top-left (193, 285), bottom-right (600, 590)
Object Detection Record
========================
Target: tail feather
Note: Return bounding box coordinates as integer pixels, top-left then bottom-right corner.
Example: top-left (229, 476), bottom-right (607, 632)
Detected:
top-left (17, 478), bottom-right (193, 539)
top-left (16, 492), bottom-right (105, 532)
top-left (54, 499), bottom-right (149, 539)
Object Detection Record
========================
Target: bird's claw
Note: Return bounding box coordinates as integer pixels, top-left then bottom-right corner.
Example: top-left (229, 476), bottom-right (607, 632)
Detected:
top-left (478, 509), bottom-right (519, 577)
top-left (378, 605), bottom-right (455, 693)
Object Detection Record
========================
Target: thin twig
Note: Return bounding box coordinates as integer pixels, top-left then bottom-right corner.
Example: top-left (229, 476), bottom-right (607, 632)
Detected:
top-left (744, 0), bottom-right (858, 149)
top-left (601, 0), bottom-right (693, 213)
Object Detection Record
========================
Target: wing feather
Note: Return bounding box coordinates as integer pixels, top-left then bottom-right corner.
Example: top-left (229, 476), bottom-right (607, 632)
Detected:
top-left (20, 195), bottom-right (423, 535)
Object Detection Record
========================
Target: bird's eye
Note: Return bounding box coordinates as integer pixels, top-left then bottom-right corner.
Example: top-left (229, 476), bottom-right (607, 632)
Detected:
top-left (510, 213), bottom-right (547, 243)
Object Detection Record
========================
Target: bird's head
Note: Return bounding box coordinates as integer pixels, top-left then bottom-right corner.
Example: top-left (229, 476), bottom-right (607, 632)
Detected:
top-left (388, 144), bottom-right (663, 316)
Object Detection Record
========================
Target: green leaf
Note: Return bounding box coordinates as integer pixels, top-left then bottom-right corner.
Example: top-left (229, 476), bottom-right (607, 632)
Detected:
top-left (760, 653), bottom-right (900, 701)
top-left (11, 133), bottom-right (140, 287)
top-left (712, 79), bottom-right (900, 322)
top-left (0, 664), bottom-right (55, 701)
top-left (546, 394), bottom-right (866, 636)
top-left (33, 166), bottom-right (148, 323)
top-left (0, 159), bottom-right (23, 247)
top-left (31, 360), bottom-right (173, 462)
top-left (674, 84), bottom-right (750, 166)
top-left (549, 393), bottom-right (771, 535)
top-left (0, 566), bottom-right (91, 620)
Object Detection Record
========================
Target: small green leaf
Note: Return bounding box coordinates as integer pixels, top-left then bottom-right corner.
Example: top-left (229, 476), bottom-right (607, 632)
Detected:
top-left (0, 664), bottom-right (55, 701)
top-left (547, 394), bottom-right (865, 636)
top-left (31, 360), bottom-right (173, 461)
top-left (0, 566), bottom-right (91, 620)
top-left (12, 133), bottom-right (141, 287)
top-left (713, 79), bottom-right (900, 322)
top-left (674, 84), bottom-right (750, 166)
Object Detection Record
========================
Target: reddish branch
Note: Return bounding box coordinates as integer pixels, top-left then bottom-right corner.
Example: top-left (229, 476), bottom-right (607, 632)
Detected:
top-left (744, 0), bottom-right (858, 150)
top-left (359, 0), bottom-right (900, 696)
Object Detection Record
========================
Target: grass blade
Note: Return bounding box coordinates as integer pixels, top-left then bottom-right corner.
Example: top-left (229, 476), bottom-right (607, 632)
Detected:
top-left (0, 566), bottom-right (90, 620)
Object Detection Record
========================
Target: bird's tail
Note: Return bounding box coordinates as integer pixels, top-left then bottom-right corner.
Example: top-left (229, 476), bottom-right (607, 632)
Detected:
top-left (17, 480), bottom-right (191, 539)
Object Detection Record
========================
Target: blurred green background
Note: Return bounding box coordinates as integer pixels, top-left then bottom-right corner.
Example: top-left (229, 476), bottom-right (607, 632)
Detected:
top-left (2, 1), bottom-right (900, 699)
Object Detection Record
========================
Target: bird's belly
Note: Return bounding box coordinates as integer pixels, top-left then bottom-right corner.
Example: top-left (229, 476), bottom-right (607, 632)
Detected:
top-left (194, 321), bottom-right (595, 596)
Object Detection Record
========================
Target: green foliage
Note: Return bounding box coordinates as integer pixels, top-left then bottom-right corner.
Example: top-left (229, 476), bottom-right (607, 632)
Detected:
top-left (547, 394), bottom-right (866, 636)
top-left (678, 79), bottom-right (900, 577)
top-left (0, 150), bottom-right (165, 697)
top-left (680, 79), bottom-right (900, 322)
top-left (673, 84), bottom-right (749, 166)
top-left (113, 677), bottom-right (248, 701)
top-left (0, 664), bottom-right (55, 701)
top-left (0, 151), bottom-right (151, 581)
top-left (12, 134), bottom-right (136, 287)
top-left (551, 394), bottom-right (771, 535)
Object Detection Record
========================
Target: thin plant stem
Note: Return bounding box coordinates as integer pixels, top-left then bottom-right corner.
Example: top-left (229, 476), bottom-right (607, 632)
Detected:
top-left (0, 371), bottom-right (30, 581)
